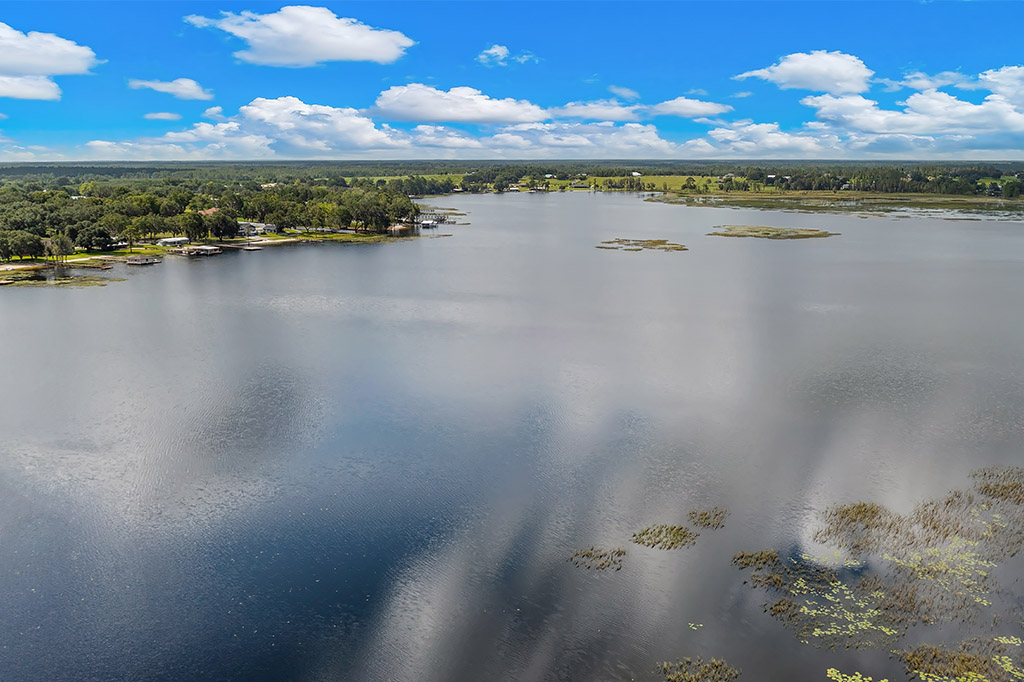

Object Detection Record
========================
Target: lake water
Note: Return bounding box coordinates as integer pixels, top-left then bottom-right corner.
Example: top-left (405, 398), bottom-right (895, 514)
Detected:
top-left (2, 192), bottom-right (1024, 681)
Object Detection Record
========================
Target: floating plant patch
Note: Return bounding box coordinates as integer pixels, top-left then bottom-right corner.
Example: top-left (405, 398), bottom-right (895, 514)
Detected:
top-left (659, 657), bottom-right (740, 682)
top-left (739, 554), bottom-right (904, 650)
top-left (689, 507), bottom-right (729, 530)
top-left (597, 238), bottom-right (688, 252)
top-left (633, 524), bottom-right (699, 550)
top-left (826, 668), bottom-right (889, 682)
top-left (737, 467), bottom-right (1024, 651)
top-left (568, 546), bottom-right (626, 571)
top-left (707, 225), bottom-right (838, 239)
top-left (894, 636), bottom-right (1024, 682)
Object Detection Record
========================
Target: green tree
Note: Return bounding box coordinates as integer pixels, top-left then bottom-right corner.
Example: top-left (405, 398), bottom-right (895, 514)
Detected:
top-left (75, 226), bottom-right (113, 251)
top-left (47, 232), bottom-right (75, 263)
top-left (207, 212), bottom-right (239, 239)
top-left (179, 212), bottom-right (207, 242)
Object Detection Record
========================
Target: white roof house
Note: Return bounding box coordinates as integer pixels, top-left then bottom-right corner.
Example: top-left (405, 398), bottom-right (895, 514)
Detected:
top-left (157, 237), bottom-right (190, 246)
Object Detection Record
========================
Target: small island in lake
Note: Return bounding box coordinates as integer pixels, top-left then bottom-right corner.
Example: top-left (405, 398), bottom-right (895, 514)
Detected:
top-left (708, 225), bottom-right (839, 239)
top-left (597, 238), bottom-right (688, 252)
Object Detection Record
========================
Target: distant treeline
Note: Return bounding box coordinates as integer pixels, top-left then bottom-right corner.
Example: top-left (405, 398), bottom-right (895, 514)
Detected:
top-left (1, 160), bottom-right (1022, 260)
top-left (1, 160), bottom-right (1023, 189)
top-left (0, 173), bottom-right (423, 261)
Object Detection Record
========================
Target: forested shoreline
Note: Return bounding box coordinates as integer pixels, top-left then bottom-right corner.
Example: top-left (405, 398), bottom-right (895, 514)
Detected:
top-left (1, 160), bottom-right (1022, 262)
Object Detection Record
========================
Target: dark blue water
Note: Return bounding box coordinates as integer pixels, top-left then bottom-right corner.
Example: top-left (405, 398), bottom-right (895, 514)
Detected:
top-left (2, 192), bottom-right (1023, 681)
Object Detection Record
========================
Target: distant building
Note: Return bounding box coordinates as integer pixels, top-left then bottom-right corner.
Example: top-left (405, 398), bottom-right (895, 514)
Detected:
top-left (157, 237), bottom-right (189, 247)
top-left (238, 222), bottom-right (267, 236)
top-left (631, 171), bottom-right (642, 177)
top-left (183, 245), bottom-right (222, 256)
top-left (198, 208), bottom-right (219, 216)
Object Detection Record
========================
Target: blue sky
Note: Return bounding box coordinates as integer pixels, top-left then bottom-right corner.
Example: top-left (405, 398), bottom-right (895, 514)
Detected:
top-left (1, 1), bottom-right (1024, 160)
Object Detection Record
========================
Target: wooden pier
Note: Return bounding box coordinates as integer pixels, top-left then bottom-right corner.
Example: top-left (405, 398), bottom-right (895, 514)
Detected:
top-left (414, 212), bottom-right (452, 227)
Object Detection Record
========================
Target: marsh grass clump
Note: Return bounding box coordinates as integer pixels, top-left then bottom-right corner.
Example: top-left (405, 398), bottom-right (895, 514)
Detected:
top-left (707, 225), bottom-right (838, 239)
top-left (732, 550), bottom-right (780, 570)
top-left (633, 524), bottom-right (699, 550)
top-left (894, 638), bottom-right (1021, 682)
top-left (568, 546), bottom-right (626, 571)
top-left (973, 467), bottom-right (1024, 506)
top-left (598, 238), bottom-right (688, 252)
top-left (659, 657), bottom-right (740, 682)
top-left (689, 507), bottom-right (729, 530)
top-left (815, 502), bottom-right (909, 555)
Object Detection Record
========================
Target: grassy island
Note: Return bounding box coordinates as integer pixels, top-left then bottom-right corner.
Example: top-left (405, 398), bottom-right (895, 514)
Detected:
top-left (708, 225), bottom-right (838, 239)
top-left (597, 238), bottom-right (687, 252)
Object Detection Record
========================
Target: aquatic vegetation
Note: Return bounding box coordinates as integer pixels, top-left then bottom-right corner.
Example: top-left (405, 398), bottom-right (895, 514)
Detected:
top-left (759, 563), bottom-right (902, 649)
top-left (707, 225), bottom-right (838, 239)
top-left (883, 537), bottom-right (996, 609)
top-left (632, 524), bottom-right (699, 550)
top-left (735, 466), bottom-right (1024, 655)
top-left (2, 271), bottom-right (125, 287)
top-left (659, 657), bottom-right (740, 682)
top-left (568, 546), bottom-right (626, 571)
top-left (689, 507), bottom-right (729, 530)
top-left (826, 668), bottom-right (889, 682)
top-left (597, 238), bottom-right (688, 252)
top-left (732, 550), bottom-right (780, 570)
top-left (973, 467), bottom-right (1024, 506)
top-left (894, 638), bottom-right (1023, 682)
top-left (814, 501), bottom-right (910, 555)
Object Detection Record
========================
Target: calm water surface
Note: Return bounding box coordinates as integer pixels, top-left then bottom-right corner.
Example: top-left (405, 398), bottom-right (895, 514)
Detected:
top-left (2, 192), bottom-right (1024, 681)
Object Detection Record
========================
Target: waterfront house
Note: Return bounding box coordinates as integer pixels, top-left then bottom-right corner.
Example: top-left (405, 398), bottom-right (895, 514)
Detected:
top-left (157, 237), bottom-right (189, 247)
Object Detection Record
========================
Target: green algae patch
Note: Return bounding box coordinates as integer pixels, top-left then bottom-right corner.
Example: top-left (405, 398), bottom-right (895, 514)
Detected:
top-left (633, 524), bottom-right (699, 550)
top-left (568, 546), bottom-right (626, 571)
top-left (660, 657), bottom-right (740, 682)
top-left (708, 225), bottom-right (838, 239)
top-left (689, 507), bottom-right (729, 530)
top-left (598, 238), bottom-right (688, 252)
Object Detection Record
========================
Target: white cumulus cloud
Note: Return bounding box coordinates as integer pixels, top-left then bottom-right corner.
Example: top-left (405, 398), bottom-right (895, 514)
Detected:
top-left (608, 85), bottom-right (640, 101)
top-left (412, 125), bottom-right (484, 149)
top-left (736, 50), bottom-right (874, 94)
top-left (0, 75), bottom-right (61, 100)
top-left (802, 90), bottom-right (1024, 135)
top-left (202, 106), bottom-right (224, 120)
top-left (0, 22), bottom-right (99, 100)
top-left (648, 96), bottom-right (733, 117)
top-left (143, 112), bottom-right (182, 121)
top-left (476, 44), bottom-right (537, 67)
top-left (550, 99), bottom-right (640, 121)
top-left (129, 78), bottom-right (213, 100)
top-left (374, 84), bottom-right (547, 123)
top-left (477, 44), bottom-right (510, 66)
top-left (703, 121), bottom-right (840, 156)
top-left (898, 71), bottom-right (968, 91)
top-left (185, 5), bottom-right (414, 66)
top-left (239, 96), bottom-right (408, 151)
top-left (969, 65), bottom-right (1024, 106)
